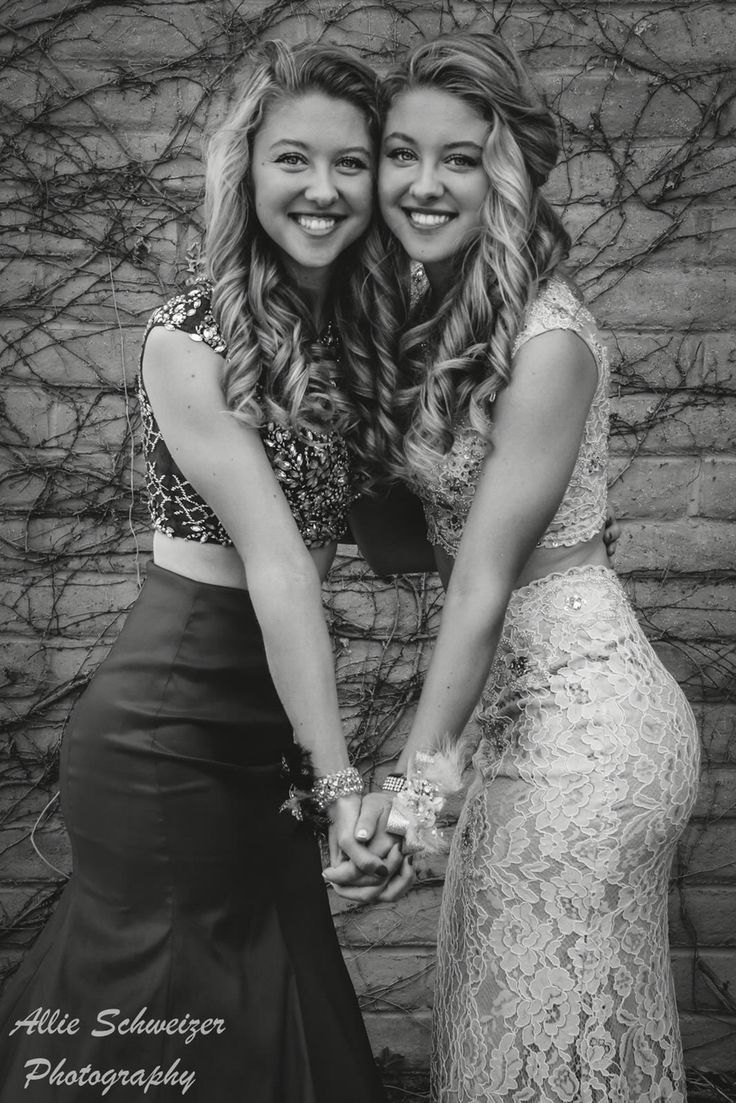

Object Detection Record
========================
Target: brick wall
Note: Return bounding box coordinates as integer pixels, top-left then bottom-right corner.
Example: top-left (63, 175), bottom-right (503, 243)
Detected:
top-left (1, 0), bottom-right (734, 1085)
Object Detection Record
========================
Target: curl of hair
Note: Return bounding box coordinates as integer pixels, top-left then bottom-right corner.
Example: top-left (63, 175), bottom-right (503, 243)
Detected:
top-left (204, 40), bottom-right (382, 440)
top-left (375, 33), bottom-right (571, 483)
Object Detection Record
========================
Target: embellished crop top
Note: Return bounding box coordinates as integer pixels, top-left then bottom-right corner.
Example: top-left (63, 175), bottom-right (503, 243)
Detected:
top-left (137, 283), bottom-right (353, 548)
top-left (411, 278), bottom-right (610, 557)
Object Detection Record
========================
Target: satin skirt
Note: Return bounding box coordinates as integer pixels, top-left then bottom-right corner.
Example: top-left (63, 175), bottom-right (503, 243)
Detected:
top-left (432, 565), bottom-right (700, 1103)
top-left (0, 564), bottom-right (384, 1103)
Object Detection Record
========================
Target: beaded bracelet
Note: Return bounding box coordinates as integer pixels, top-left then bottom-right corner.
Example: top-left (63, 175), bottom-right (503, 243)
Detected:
top-left (311, 766), bottom-right (364, 811)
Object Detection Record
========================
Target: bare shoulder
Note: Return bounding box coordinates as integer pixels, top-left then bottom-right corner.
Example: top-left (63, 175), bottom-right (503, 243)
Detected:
top-left (142, 325), bottom-right (226, 394)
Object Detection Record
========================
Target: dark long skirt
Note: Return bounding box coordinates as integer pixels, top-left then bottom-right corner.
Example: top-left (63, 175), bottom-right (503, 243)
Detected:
top-left (0, 563), bottom-right (385, 1102)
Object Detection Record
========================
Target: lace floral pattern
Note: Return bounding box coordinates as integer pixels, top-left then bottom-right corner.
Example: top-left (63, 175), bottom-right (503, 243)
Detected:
top-left (137, 284), bottom-right (354, 548)
top-left (413, 278), bottom-right (609, 556)
top-left (431, 565), bottom-right (700, 1103)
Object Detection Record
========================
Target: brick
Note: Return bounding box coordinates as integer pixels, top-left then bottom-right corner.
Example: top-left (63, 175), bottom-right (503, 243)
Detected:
top-left (608, 455), bottom-right (698, 519)
top-left (702, 335), bottom-right (736, 392)
top-left (44, 4), bottom-right (222, 65)
top-left (692, 766), bottom-right (736, 821)
top-left (2, 318), bottom-right (153, 388)
top-left (345, 947), bottom-right (435, 1011)
top-left (651, 639), bottom-right (733, 700)
top-left (698, 458), bottom-right (736, 520)
top-left (627, 578), bottom-right (736, 640)
top-left (680, 819), bottom-right (736, 884)
top-left (549, 71), bottom-right (714, 141)
top-left (2, 383), bottom-right (135, 453)
top-left (672, 948), bottom-right (736, 1012)
top-left (0, 823), bottom-right (71, 882)
top-left (589, 266), bottom-right (736, 330)
top-left (551, 139), bottom-right (736, 208)
top-left (0, 572), bottom-right (137, 641)
top-left (333, 882), bottom-right (443, 947)
top-left (608, 332), bottom-right (705, 391)
top-left (569, 206), bottom-right (729, 271)
top-left (699, 705), bottom-right (736, 766)
top-left (363, 1010), bottom-right (432, 1068)
top-left (669, 884), bottom-right (736, 947)
top-left (615, 519), bottom-right (735, 574)
top-left (680, 1011), bottom-right (736, 1071)
top-left (610, 394), bottom-right (736, 453)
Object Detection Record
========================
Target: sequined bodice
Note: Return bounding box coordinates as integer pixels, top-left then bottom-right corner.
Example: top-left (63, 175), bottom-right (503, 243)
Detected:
top-left (412, 278), bottom-right (609, 556)
top-left (138, 284), bottom-right (353, 548)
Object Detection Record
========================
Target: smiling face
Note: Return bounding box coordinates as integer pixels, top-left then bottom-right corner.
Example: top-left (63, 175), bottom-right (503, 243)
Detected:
top-left (379, 87), bottom-right (491, 290)
top-left (250, 91), bottom-right (374, 288)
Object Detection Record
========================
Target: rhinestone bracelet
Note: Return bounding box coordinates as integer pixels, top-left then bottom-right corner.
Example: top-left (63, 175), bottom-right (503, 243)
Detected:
top-left (312, 767), bottom-right (364, 811)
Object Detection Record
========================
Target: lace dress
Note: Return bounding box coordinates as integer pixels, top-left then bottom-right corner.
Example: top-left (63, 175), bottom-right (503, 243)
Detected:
top-left (412, 279), bottom-right (700, 1103)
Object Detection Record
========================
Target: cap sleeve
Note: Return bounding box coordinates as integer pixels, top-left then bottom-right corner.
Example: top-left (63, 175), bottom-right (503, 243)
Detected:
top-left (144, 282), bottom-right (228, 356)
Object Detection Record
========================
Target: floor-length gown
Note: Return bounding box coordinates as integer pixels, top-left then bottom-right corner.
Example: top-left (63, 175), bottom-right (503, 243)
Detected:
top-left (0, 285), bottom-right (385, 1103)
top-left (412, 279), bottom-right (700, 1103)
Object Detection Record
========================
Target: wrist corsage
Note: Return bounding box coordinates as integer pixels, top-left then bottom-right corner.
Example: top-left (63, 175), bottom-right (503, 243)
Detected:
top-left (384, 739), bottom-right (469, 856)
top-left (280, 747), bottom-right (364, 833)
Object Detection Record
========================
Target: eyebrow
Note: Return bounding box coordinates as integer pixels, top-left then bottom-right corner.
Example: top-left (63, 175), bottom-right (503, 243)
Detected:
top-left (383, 131), bottom-right (484, 152)
top-left (269, 139), bottom-right (372, 156)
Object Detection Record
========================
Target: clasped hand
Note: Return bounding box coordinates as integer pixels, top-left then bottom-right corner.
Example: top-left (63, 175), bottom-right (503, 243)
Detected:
top-left (322, 792), bottom-right (414, 903)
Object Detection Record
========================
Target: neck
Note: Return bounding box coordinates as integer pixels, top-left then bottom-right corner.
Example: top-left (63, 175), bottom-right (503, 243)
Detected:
top-left (283, 260), bottom-right (333, 331)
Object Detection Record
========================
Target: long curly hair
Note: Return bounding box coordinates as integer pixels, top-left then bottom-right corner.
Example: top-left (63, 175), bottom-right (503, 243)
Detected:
top-left (204, 40), bottom-right (384, 444)
top-left (370, 32), bottom-right (571, 483)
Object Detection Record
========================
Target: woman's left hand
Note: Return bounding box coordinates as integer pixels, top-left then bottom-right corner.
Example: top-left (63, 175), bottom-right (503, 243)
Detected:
top-left (324, 792), bottom-right (415, 901)
top-left (604, 506), bottom-right (621, 558)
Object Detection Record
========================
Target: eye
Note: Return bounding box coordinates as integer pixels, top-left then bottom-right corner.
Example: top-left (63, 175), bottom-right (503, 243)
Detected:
top-left (385, 147), bottom-right (417, 163)
top-left (274, 152), bottom-right (306, 167)
top-left (446, 153), bottom-right (480, 168)
top-left (337, 155), bottom-right (370, 172)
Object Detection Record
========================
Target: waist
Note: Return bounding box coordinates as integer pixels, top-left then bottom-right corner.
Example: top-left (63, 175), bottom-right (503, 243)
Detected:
top-left (153, 531), bottom-right (336, 588)
top-left (434, 531), bottom-right (608, 592)
top-left (514, 529), bottom-right (609, 589)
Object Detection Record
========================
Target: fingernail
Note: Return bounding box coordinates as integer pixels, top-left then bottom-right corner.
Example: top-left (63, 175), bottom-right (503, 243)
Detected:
top-left (356, 828), bottom-right (369, 840)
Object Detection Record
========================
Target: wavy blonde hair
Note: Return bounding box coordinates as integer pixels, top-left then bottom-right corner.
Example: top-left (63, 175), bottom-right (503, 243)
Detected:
top-left (204, 41), bottom-right (382, 441)
top-left (371, 32), bottom-right (571, 481)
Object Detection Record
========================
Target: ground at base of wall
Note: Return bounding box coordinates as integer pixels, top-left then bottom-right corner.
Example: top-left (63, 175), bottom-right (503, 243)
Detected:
top-left (382, 1069), bottom-right (736, 1103)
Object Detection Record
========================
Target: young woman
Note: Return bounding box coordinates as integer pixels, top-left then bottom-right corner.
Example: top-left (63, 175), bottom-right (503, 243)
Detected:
top-left (332, 32), bottom-right (700, 1103)
top-left (0, 42), bottom-right (410, 1103)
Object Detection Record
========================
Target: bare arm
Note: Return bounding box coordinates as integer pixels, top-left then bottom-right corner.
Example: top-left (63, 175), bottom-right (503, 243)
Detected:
top-left (395, 328), bottom-right (600, 770)
top-left (142, 328), bottom-right (390, 876)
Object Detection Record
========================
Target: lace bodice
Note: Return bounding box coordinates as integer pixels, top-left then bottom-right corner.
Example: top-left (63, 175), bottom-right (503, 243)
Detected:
top-left (411, 278), bottom-right (609, 556)
top-left (138, 284), bottom-right (354, 548)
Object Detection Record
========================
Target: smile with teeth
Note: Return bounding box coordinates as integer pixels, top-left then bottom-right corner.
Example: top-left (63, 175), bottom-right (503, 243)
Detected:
top-left (405, 209), bottom-right (456, 228)
top-left (290, 214), bottom-right (343, 234)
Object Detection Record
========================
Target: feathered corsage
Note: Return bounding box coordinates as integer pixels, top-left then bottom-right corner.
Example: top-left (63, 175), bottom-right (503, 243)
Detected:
top-left (279, 745), bottom-right (331, 834)
top-left (387, 736), bottom-right (472, 856)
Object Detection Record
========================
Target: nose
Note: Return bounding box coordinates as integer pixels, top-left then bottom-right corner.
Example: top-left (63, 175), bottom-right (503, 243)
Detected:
top-left (409, 160), bottom-right (444, 201)
top-left (303, 166), bottom-right (339, 207)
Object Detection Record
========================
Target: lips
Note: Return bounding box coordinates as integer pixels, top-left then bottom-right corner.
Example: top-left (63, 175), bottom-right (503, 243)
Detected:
top-left (403, 208), bottom-right (456, 229)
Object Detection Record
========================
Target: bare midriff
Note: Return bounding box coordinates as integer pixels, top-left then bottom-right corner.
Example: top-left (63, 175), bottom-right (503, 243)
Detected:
top-left (433, 528), bottom-right (610, 593)
top-left (153, 530), bottom-right (337, 589)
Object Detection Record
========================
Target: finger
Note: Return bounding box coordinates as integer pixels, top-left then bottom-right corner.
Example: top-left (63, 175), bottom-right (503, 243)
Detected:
top-left (338, 836), bottom-right (391, 878)
top-left (329, 882), bottom-right (390, 903)
top-left (323, 858), bottom-right (385, 888)
top-left (377, 857), bottom-right (415, 902)
top-left (354, 798), bottom-right (387, 843)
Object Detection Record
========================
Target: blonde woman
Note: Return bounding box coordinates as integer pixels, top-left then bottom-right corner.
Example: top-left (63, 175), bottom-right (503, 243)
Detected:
top-left (335, 33), bottom-right (700, 1103)
top-left (0, 42), bottom-right (408, 1103)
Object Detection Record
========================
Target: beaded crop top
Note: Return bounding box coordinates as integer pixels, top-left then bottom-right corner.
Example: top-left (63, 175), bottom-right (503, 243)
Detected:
top-left (411, 278), bottom-right (610, 557)
top-left (137, 283), bottom-right (353, 548)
